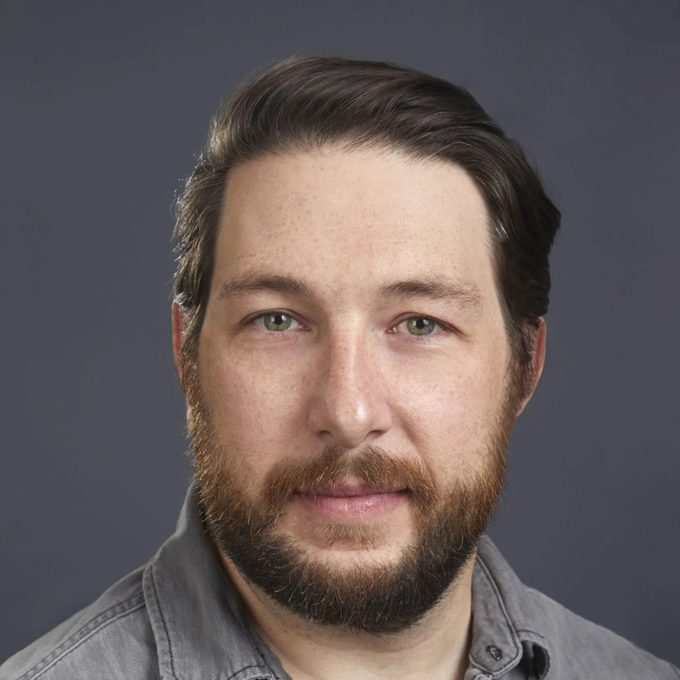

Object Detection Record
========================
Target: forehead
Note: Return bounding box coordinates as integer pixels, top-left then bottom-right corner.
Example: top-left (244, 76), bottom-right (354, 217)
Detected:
top-left (213, 146), bottom-right (497, 306)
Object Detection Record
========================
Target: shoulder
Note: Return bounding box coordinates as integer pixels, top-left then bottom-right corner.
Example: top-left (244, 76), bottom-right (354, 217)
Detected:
top-left (0, 566), bottom-right (158, 680)
top-left (474, 537), bottom-right (679, 679)
top-left (523, 586), bottom-right (680, 679)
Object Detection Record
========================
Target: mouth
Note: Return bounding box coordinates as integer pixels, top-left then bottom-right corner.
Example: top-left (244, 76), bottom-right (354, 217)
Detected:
top-left (292, 479), bottom-right (409, 520)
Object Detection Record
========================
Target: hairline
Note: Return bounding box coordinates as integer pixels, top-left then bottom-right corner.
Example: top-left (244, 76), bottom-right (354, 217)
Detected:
top-left (178, 138), bottom-right (535, 372)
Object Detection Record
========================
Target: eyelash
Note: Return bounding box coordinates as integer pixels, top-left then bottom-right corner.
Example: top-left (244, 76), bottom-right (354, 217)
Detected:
top-left (246, 311), bottom-right (454, 340)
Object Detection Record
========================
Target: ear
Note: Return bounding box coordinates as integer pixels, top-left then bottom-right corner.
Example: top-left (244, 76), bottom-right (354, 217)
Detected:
top-left (516, 317), bottom-right (547, 416)
top-left (171, 302), bottom-right (186, 384)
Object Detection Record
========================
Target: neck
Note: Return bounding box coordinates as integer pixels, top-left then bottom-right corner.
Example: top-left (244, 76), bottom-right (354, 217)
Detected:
top-left (219, 551), bottom-right (475, 680)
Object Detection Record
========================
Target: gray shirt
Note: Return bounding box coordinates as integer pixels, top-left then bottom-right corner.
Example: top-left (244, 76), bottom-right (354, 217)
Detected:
top-left (2, 486), bottom-right (678, 680)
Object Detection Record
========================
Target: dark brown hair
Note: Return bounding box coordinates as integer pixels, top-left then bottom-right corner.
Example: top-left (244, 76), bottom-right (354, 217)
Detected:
top-left (173, 56), bottom-right (560, 365)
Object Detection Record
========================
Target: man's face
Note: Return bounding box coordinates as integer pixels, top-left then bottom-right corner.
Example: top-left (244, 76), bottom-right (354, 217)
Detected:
top-left (179, 146), bottom-right (526, 633)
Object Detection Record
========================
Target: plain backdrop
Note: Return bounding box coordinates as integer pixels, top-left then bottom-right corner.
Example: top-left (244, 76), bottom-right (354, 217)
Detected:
top-left (1, 0), bottom-right (678, 667)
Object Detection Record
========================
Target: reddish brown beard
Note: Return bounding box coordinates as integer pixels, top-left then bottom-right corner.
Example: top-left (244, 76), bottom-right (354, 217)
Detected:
top-left (181, 351), bottom-right (521, 635)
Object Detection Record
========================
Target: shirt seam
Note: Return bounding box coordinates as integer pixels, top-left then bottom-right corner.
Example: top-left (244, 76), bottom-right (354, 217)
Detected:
top-left (16, 593), bottom-right (145, 680)
top-left (148, 561), bottom-right (180, 680)
top-left (239, 632), bottom-right (281, 680)
top-left (225, 663), bottom-right (275, 680)
top-left (515, 627), bottom-right (547, 641)
top-left (469, 554), bottom-right (523, 676)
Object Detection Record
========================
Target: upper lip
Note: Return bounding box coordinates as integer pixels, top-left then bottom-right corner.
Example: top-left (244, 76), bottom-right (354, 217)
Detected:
top-left (298, 480), bottom-right (405, 497)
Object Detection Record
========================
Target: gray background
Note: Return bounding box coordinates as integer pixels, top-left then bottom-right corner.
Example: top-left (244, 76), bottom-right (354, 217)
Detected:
top-left (1, 0), bottom-right (679, 667)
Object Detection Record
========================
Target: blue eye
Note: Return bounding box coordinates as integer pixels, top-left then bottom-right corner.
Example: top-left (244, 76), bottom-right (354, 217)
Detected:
top-left (404, 317), bottom-right (438, 336)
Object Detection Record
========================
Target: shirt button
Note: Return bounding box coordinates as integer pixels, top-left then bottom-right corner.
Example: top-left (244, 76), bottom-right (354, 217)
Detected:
top-left (487, 645), bottom-right (503, 661)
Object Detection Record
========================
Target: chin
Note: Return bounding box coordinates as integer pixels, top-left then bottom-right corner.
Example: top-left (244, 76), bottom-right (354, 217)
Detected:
top-left (279, 512), bottom-right (415, 558)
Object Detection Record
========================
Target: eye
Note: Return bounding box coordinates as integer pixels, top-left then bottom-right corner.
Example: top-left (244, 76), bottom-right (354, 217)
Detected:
top-left (404, 317), bottom-right (438, 336)
top-left (253, 312), bottom-right (303, 332)
top-left (388, 316), bottom-right (446, 338)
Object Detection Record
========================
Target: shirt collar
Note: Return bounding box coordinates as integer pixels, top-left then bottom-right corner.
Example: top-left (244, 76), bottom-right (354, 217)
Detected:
top-left (469, 535), bottom-right (551, 679)
top-left (144, 485), bottom-right (550, 680)
top-left (142, 484), bottom-right (288, 680)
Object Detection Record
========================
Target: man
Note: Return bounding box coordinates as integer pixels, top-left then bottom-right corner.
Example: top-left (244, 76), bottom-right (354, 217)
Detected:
top-left (2, 56), bottom-right (677, 680)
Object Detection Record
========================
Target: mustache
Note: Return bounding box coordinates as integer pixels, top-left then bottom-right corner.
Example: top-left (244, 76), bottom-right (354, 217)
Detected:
top-left (262, 444), bottom-right (437, 513)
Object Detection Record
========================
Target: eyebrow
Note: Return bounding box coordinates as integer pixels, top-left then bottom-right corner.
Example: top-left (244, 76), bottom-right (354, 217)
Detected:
top-left (218, 274), bottom-right (482, 308)
top-left (218, 274), bottom-right (316, 303)
top-left (377, 279), bottom-right (482, 308)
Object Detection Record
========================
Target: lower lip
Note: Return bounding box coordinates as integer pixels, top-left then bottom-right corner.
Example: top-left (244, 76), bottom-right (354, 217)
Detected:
top-left (293, 491), bottom-right (408, 520)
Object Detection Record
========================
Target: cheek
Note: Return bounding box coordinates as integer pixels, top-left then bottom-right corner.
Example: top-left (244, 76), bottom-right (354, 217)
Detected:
top-left (390, 349), bottom-right (508, 478)
top-left (198, 338), bottom-right (308, 467)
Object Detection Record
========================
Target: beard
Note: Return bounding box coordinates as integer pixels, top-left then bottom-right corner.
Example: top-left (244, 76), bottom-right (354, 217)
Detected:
top-left (182, 352), bottom-right (521, 636)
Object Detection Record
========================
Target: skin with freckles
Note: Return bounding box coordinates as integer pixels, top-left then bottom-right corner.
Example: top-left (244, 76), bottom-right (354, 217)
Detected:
top-left (172, 145), bottom-right (545, 680)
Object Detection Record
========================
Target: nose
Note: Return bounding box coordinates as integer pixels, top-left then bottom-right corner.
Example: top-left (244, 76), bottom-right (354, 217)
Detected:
top-left (306, 331), bottom-right (393, 449)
